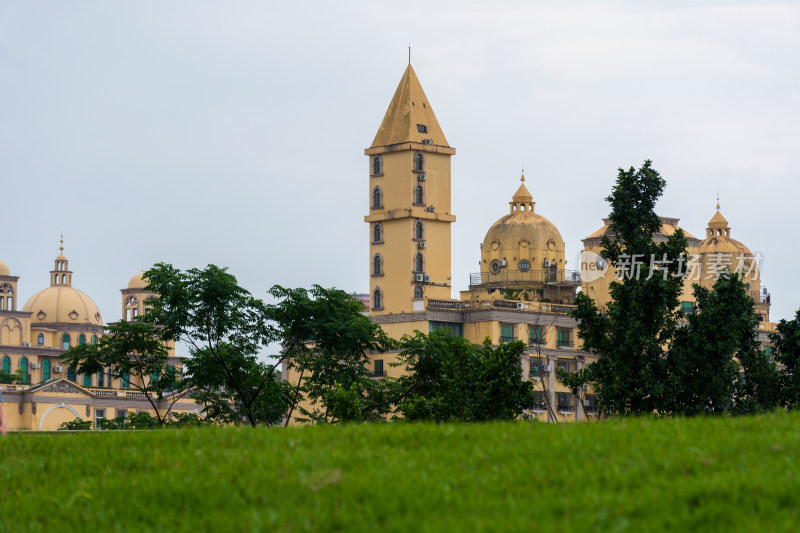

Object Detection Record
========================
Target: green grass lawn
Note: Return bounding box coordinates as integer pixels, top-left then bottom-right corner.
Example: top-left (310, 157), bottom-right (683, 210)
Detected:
top-left (2, 413), bottom-right (799, 532)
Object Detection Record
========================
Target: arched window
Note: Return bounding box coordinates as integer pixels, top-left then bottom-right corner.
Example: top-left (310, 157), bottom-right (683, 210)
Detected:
top-left (37, 333), bottom-right (44, 345)
top-left (62, 274), bottom-right (67, 284)
top-left (372, 288), bottom-right (382, 310)
top-left (373, 155), bottom-right (382, 175)
top-left (414, 152), bottom-right (424, 172)
top-left (62, 333), bottom-right (71, 350)
top-left (414, 184), bottom-right (424, 204)
top-left (414, 286), bottom-right (423, 299)
top-left (97, 369), bottom-right (105, 387)
top-left (83, 373), bottom-right (92, 387)
top-left (373, 255), bottom-right (382, 276)
top-left (79, 333), bottom-right (86, 346)
top-left (6, 297), bottom-right (12, 310)
top-left (20, 357), bottom-right (28, 384)
top-left (2, 356), bottom-right (10, 374)
top-left (372, 187), bottom-right (382, 208)
top-left (67, 365), bottom-right (77, 382)
top-left (415, 253), bottom-right (424, 272)
top-left (42, 359), bottom-right (51, 381)
top-left (373, 223), bottom-right (383, 243)
top-left (415, 220), bottom-right (424, 240)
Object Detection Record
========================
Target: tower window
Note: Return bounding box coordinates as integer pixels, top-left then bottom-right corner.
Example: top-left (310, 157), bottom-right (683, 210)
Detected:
top-left (372, 288), bottom-right (383, 310)
top-left (417, 124), bottom-right (428, 133)
top-left (373, 255), bottom-right (383, 276)
top-left (43, 359), bottom-right (51, 381)
top-left (415, 220), bottom-right (424, 240)
top-left (414, 152), bottom-right (424, 172)
top-left (414, 286), bottom-right (423, 299)
top-left (414, 253), bottom-right (424, 273)
top-left (37, 333), bottom-right (44, 345)
top-left (372, 187), bottom-right (382, 208)
top-left (519, 259), bottom-right (530, 272)
top-left (414, 184), bottom-right (424, 205)
top-left (62, 333), bottom-right (71, 350)
top-left (372, 155), bottom-right (382, 175)
top-left (373, 223), bottom-right (383, 243)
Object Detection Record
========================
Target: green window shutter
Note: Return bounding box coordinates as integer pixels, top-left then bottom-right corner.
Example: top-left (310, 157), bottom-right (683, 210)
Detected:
top-left (42, 360), bottom-right (51, 381)
top-left (79, 334), bottom-right (86, 346)
top-left (122, 372), bottom-right (130, 389)
top-left (67, 365), bottom-right (77, 382)
top-left (2, 356), bottom-right (10, 374)
top-left (62, 333), bottom-right (71, 350)
top-left (500, 325), bottom-right (514, 342)
top-left (83, 374), bottom-right (92, 387)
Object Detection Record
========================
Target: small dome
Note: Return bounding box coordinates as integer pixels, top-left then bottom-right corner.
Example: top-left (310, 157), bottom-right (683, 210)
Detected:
top-left (128, 272), bottom-right (147, 289)
top-left (22, 285), bottom-right (103, 326)
top-left (0, 260), bottom-right (9, 276)
top-left (699, 203), bottom-right (750, 256)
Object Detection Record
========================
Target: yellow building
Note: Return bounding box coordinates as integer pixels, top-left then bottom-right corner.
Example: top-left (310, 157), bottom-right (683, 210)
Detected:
top-left (0, 242), bottom-right (196, 431)
top-left (359, 65), bottom-right (596, 422)
top-left (355, 63), bottom-right (779, 423)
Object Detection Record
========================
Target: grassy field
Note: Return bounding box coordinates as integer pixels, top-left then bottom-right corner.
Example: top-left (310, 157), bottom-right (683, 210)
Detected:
top-left (2, 413), bottom-right (799, 532)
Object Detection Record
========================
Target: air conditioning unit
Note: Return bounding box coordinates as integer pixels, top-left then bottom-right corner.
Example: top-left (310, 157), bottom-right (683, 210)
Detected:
top-left (516, 302), bottom-right (524, 309)
top-left (54, 365), bottom-right (63, 373)
top-left (544, 260), bottom-right (552, 267)
top-left (427, 206), bottom-right (436, 213)
top-left (422, 138), bottom-right (433, 145)
top-left (418, 241), bottom-right (426, 249)
top-left (415, 274), bottom-right (424, 282)
top-left (424, 275), bottom-right (432, 283)
top-left (31, 363), bottom-right (41, 369)
top-left (418, 174), bottom-right (426, 181)
top-left (499, 259), bottom-right (507, 267)
top-left (23, 342), bottom-right (31, 347)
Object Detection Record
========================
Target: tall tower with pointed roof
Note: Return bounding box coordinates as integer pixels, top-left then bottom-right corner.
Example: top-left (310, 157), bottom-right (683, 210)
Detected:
top-left (365, 65), bottom-right (456, 316)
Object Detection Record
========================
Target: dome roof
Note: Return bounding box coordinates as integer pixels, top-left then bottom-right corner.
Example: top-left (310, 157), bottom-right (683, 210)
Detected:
top-left (128, 272), bottom-right (147, 289)
top-left (22, 285), bottom-right (103, 326)
top-left (483, 210), bottom-right (564, 254)
top-left (0, 260), bottom-right (9, 276)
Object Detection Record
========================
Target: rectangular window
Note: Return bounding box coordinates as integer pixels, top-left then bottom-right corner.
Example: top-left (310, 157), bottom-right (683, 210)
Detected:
top-left (116, 409), bottom-right (128, 419)
top-left (585, 394), bottom-right (599, 413)
top-left (557, 359), bottom-right (573, 374)
top-left (374, 359), bottom-right (385, 378)
top-left (429, 321), bottom-right (463, 337)
top-left (557, 392), bottom-right (574, 411)
top-left (763, 345), bottom-right (774, 358)
top-left (97, 370), bottom-right (105, 388)
top-left (122, 372), bottom-right (130, 389)
top-left (532, 391), bottom-right (546, 411)
top-left (556, 329), bottom-right (572, 347)
top-left (500, 324), bottom-right (514, 343)
top-left (529, 358), bottom-right (545, 377)
top-left (416, 124), bottom-right (428, 133)
top-left (95, 408), bottom-right (105, 429)
top-left (681, 301), bottom-right (694, 315)
top-left (529, 327), bottom-right (544, 345)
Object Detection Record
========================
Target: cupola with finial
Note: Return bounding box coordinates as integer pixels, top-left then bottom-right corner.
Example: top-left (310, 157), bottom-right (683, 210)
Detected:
top-left (510, 172), bottom-right (535, 213)
top-left (707, 198), bottom-right (731, 237)
top-left (50, 235), bottom-right (73, 286)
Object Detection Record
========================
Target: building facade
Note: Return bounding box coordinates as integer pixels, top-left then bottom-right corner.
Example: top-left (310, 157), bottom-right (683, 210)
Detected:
top-left (0, 243), bottom-right (196, 431)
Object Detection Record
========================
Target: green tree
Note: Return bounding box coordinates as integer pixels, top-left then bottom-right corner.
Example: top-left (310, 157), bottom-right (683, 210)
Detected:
top-left (667, 273), bottom-right (756, 414)
top-left (266, 285), bottom-right (395, 424)
top-left (60, 320), bottom-right (185, 426)
top-left (142, 263), bottom-right (289, 427)
top-left (0, 368), bottom-right (24, 385)
top-left (573, 160), bottom-right (687, 416)
top-left (393, 330), bottom-right (534, 422)
top-left (772, 310), bottom-right (800, 409)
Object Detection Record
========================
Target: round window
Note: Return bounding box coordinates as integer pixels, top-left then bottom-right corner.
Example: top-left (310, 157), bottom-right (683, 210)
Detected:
top-left (519, 260), bottom-right (530, 272)
top-left (491, 261), bottom-right (501, 274)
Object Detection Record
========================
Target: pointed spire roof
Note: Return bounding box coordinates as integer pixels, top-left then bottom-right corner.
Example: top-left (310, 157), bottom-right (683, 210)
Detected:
top-left (708, 200), bottom-right (729, 229)
top-left (371, 65), bottom-right (449, 148)
top-left (512, 174), bottom-right (533, 203)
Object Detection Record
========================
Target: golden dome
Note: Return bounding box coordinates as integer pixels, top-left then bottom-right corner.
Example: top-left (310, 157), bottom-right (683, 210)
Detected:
top-left (128, 272), bottom-right (148, 289)
top-left (481, 176), bottom-right (565, 272)
top-left (22, 285), bottom-right (103, 326)
top-left (0, 260), bottom-right (9, 276)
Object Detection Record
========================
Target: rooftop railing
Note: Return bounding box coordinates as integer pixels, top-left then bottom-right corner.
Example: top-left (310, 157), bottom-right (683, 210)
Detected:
top-left (470, 269), bottom-right (581, 287)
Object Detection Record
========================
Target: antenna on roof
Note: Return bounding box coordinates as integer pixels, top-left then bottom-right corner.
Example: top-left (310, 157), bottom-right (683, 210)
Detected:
top-left (408, 43), bottom-right (411, 65)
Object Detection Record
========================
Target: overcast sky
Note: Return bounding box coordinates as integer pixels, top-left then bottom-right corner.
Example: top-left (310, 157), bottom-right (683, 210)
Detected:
top-left (2, 1), bottom-right (799, 341)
